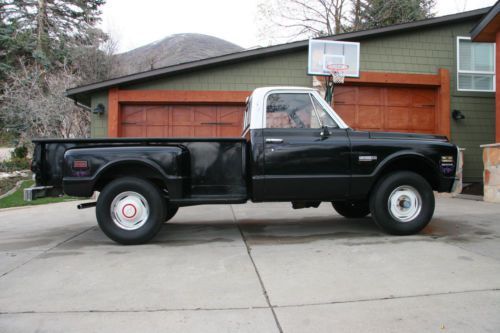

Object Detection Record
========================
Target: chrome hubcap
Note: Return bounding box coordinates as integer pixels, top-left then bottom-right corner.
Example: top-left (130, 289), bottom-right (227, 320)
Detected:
top-left (110, 191), bottom-right (149, 230)
top-left (388, 186), bottom-right (422, 223)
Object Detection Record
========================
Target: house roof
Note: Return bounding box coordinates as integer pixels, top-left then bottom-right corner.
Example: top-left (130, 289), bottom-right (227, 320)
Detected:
top-left (470, 0), bottom-right (500, 42)
top-left (67, 7), bottom-right (490, 106)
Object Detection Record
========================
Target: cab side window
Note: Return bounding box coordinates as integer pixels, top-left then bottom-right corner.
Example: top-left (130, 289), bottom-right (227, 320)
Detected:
top-left (266, 93), bottom-right (320, 129)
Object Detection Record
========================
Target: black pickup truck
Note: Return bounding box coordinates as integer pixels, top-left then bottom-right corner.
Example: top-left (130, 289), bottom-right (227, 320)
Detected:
top-left (26, 87), bottom-right (460, 244)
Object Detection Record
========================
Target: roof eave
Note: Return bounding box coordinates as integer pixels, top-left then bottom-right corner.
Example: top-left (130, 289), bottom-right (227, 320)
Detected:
top-left (471, 1), bottom-right (500, 41)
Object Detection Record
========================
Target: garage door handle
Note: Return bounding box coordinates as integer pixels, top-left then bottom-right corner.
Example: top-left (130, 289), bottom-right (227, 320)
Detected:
top-left (265, 138), bottom-right (283, 143)
top-left (201, 122), bottom-right (233, 125)
top-left (122, 122), bottom-right (144, 125)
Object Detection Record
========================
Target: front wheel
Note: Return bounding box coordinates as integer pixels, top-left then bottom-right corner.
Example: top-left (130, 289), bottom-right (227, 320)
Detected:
top-left (96, 177), bottom-right (166, 245)
top-left (369, 171), bottom-right (435, 235)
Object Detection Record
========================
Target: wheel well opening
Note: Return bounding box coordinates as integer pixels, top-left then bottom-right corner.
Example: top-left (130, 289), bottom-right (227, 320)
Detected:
top-left (377, 157), bottom-right (439, 191)
top-left (94, 163), bottom-right (167, 193)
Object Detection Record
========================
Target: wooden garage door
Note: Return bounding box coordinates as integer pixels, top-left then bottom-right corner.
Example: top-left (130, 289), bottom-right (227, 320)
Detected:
top-left (333, 86), bottom-right (438, 134)
top-left (120, 104), bottom-right (244, 138)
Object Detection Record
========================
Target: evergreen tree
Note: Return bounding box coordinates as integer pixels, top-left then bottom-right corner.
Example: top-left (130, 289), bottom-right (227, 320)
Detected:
top-left (359, 0), bottom-right (436, 30)
top-left (0, 0), bottom-right (106, 68)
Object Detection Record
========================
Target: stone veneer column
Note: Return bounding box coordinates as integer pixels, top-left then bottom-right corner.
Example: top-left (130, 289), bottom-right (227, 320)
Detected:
top-left (481, 143), bottom-right (500, 203)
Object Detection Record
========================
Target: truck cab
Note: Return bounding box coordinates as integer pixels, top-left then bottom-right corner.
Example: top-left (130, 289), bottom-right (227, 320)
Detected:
top-left (27, 86), bottom-right (460, 245)
top-left (245, 87), bottom-right (351, 201)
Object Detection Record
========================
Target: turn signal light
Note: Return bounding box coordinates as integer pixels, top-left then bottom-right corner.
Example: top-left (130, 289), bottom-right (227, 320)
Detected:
top-left (73, 160), bottom-right (89, 169)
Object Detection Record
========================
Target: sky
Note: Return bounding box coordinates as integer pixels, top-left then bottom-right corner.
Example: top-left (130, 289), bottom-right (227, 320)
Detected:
top-left (100, 0), bottom-right (497, 54)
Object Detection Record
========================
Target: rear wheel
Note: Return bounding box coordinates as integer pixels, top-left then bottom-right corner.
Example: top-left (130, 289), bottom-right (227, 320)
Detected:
top-left (96, 177), bottom-right (166, 245)
top-left (332, 201), bottom-right (370, 218)
top-left (369, 171), bottom-right (434, 235)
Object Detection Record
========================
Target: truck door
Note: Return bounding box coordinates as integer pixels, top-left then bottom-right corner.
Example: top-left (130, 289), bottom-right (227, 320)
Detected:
top-left (262, 91), bottom-right (351, 200)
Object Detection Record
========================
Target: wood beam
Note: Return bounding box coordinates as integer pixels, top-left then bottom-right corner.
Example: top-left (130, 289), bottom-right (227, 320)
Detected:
top-left (108, 87), bottom-right (119, 137)
top-left (437, 68), bottom-right (451, 140)
top-left (117, 90), bottom-right (250, 104)
top-left (344, 71), bottom-right (441, 87)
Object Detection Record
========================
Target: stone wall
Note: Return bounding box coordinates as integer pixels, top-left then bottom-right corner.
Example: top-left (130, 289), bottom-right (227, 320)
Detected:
top-left (482, 143), bottom-right (500, 203)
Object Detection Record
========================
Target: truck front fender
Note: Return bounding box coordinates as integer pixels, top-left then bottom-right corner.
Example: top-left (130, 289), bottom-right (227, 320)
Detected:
top-left (351, 151), bottom-right (442, 199)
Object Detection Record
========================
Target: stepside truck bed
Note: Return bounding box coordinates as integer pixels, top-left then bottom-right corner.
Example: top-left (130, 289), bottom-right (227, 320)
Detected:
top-left (30, 138), bottom-right (248, 204)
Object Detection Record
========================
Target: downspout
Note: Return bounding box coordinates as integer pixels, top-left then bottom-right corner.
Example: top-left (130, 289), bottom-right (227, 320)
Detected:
top-left (73, 98), bottom-right (91, 112)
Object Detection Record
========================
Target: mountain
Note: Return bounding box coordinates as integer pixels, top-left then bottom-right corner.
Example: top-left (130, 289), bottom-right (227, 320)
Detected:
top-left (115, 33), bottom-right (245, 76)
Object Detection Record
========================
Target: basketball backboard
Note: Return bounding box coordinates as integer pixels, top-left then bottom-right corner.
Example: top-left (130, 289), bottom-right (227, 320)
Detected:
top-left (308, 39), bottom-right (360, 77)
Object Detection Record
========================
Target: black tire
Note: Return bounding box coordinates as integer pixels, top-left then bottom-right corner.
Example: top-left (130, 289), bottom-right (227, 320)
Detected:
top-left (332, 201), bottom-right (370, 218)
top-left (96, 177), bottom-right (166, 245)
top-left (369, 171), bottom-right (435, 235)
top-left (165, 204), bottom-right (178, 222)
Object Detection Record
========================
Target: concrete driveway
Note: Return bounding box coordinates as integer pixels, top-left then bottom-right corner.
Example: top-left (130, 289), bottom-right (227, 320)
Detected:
top-left (0, 197), bottom-right (499, 332)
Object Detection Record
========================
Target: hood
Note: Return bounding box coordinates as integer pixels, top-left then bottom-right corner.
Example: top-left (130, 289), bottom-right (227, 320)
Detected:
top-left (369, 132), bottom-right (449, 142)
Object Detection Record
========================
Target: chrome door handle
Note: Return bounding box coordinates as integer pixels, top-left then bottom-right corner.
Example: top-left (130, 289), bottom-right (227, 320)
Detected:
top-left (265, 138), bottom-right (283, 143)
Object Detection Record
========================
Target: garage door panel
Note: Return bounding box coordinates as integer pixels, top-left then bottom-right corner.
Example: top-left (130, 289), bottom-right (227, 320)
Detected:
top-left (121, 106), bottom-right (144, 124)
top-left (145, 106), bottom-right (168, 125)
top-left (194, 106), bottom-right (217, 124)
top-left (169, 106), bottom-right (193, 123)
top-left (218, 107), bottom-right (243, 122)
top-left (412, 89), bottom-right (435, 107)
top-left (357, 105), bottom-right (382, 129)
top-left (358, 87), bottom-right (382, 105)
top-left (334, 104), bottom-right (356, 127)
top-left (121, 103), bottom-right (244, 138)
top-left (218, 106), bottom-right (245, 137)
top-left (122, 125), bottom-right (144, 137)
top-left (171, 125), bottom-right (194, 137)
top-left (385, 106), bottom-right (410, 130)
top-left (410, 107), bottom-right (435, 131)
top-left (146, 126), bottom-right (167, 137)
top-left (334, 86), bottom-right (357, 104)
top-left (194, 126), bottom-right (216, 137)
top-left (334, 85), bottom-right (438, 135)
top-left (387, 88), bottom-right (412, 107)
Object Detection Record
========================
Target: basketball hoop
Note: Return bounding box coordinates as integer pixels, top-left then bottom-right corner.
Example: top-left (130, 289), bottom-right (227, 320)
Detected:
top-left (326, 64), bottom-right (349, 84)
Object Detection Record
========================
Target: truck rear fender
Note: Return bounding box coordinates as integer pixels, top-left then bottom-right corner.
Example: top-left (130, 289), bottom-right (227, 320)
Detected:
top-left (92, 159), bottom-right (183, 198)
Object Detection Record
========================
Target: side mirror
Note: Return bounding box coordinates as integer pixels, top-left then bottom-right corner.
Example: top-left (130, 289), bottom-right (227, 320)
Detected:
top-left (320, 126), bottom-right (330, 139)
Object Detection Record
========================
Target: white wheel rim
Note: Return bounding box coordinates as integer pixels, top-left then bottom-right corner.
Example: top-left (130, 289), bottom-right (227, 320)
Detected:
top-left (388, 185), bottom-right (422, 223)
top-left (110, 191), bottom-right (149, 230)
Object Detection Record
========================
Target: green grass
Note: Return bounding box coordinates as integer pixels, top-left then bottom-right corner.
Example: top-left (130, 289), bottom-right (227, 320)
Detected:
top-left (0, 180), bottom-right (78, 209)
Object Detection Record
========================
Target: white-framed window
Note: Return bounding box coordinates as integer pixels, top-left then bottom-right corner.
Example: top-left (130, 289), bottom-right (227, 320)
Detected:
top-left (457, 36), bottom-right (495, 92)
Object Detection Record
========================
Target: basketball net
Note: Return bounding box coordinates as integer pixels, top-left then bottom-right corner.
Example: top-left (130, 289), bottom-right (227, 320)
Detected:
top-left (324, 64), bottom-right (349, 105)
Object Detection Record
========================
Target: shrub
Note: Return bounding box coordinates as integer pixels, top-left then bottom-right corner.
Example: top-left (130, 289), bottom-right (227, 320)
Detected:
top-left (0, 157), bottom-right (30, 172)
top-left (11, 145), bottom-right (28, 159)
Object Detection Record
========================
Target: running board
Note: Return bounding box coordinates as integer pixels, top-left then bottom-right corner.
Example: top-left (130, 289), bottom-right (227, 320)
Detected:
top-left (170, 195), bottom-right (247, 206)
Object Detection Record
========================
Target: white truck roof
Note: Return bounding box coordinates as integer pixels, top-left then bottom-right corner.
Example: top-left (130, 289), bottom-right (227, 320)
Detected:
top-left (247, 87), bottom-right (349, 130)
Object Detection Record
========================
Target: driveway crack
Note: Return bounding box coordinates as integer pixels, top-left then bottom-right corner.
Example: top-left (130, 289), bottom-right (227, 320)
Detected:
top-left (0, 226), bottom-right (94, 279)
top-left (230, 205), bottom-right (283, 333)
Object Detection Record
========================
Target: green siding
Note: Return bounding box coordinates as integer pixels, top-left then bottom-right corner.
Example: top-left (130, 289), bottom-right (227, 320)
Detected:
top-left (127, 51), bottom-right (312, 91)
top-left (89, 19), bottom-right (495, 181)
top-left (90, 91), bottom-right (108, 137)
